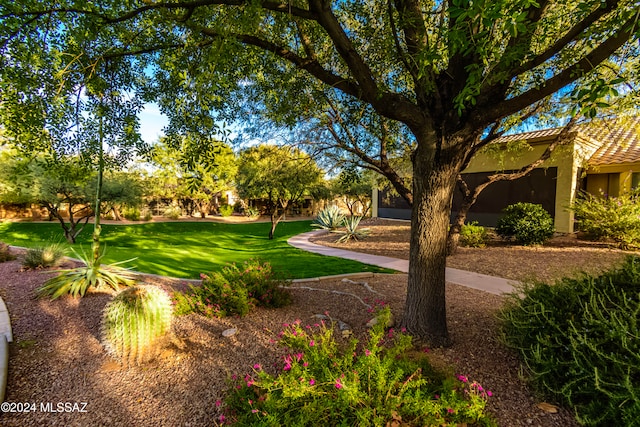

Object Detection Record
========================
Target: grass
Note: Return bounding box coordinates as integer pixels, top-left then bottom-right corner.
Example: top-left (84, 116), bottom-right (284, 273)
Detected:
top-left (0, 220), bottom-right (393, 279)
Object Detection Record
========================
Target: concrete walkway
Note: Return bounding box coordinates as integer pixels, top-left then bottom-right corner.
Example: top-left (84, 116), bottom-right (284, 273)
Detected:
top-left (288, 231), bottom-right (518, 295)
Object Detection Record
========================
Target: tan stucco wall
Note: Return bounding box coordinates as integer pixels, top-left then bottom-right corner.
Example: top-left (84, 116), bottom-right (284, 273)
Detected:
top-left (371, 188), bottom-right (379, 218)
top-left (586, 163), bottom-right (640, 195)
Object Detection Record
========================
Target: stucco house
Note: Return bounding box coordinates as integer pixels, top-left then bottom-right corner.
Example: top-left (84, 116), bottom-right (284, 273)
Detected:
top-left (372, 118), bottom-right (640, 233)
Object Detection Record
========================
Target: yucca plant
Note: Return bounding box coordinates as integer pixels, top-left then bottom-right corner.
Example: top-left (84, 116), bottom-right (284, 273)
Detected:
top-left (37, 247), bottom-right (135, 299)
top-left (333, 216), bottom-right (370, 243)
top-left (23, 243), bottom-right (67, 269)
top-left (102, 285), bottom-right (173, 366)
top-left (312, 205), bottom-right (345, 230)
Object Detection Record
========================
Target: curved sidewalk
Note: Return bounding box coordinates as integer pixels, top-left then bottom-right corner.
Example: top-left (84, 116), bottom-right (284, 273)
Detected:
top-left (288, 231), bottom-right (518, 295)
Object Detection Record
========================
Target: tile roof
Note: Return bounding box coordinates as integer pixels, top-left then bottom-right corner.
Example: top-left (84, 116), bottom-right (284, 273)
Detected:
top-left (495, 117), bottom-right (640, 166)
top-left (494, 127), bottom-right (564, 143)
top-left (584, 118), bottom-right (640, 166)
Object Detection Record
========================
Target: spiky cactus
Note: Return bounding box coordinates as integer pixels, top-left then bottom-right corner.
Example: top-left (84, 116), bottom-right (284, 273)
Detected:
top-left (101, 285), bottom-right (173, 366)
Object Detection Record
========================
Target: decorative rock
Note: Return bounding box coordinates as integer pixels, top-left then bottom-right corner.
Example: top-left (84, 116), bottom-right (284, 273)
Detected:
top-left (366, 314), bottom-right (395, 329)
top-left (222, 328), bottom-right (238, 338)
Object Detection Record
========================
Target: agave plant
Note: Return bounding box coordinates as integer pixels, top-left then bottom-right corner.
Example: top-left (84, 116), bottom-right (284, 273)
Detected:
top-left (312, 205), bottom-right (345, 230)
top-left (37, 246), bottom-right (136, 299)
top-left (333, 216), bottom-right (371, 243)
top-left (102, 285), bottom-right (173, 366)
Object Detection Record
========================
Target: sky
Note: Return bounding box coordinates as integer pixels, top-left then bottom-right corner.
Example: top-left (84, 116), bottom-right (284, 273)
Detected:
top-left (138, 103), bottom-right (168, 146)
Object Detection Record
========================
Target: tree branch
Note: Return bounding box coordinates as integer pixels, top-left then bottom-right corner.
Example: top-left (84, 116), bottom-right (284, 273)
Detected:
top-left (485, 14), bottom-right (636, 123)
top-left (2, 1), bottom-right (317, 23)
top-left (307, 0), bottom-right (379, 101)
top-left (509, 0), bottom-right (620, 78)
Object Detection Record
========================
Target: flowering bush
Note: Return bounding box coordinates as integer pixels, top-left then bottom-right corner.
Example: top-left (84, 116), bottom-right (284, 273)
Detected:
top-left (221, 307), bottom-right (495, 426)
top-left (571, 189), bottom-right (640, 249)
top-left (173, 260), bottom-right (291, 318)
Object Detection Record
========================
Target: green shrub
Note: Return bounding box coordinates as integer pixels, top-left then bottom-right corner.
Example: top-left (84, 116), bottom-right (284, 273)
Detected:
top-left (459, 221), bottom-right (488, 248)
top-left (244, 206), bottom-right (260, 218)
top-left (312, 205), bottom-right (345, 230)
top-left (163, 206), bottom-right (181, 220)
top-left (123, 207), bottom-right (141, 221)
top-left (0, 242), bottom-right (15, 263)
top-left (102, 285), bottom-right (173, 365)
top-left (571, 190), bottom-right (640, 249)
top-left (333, 215), bottom-right (370, 243)
top-left (141, 209), bottom-right (153, 221)
top-left (38, 248), bottom-right (135, 299)
top-left (222, 307), bottom-right (495, 426)
top-left (499, 256), bottom-right (640, 426)
top-left (173, 260), bottom-right (290, 318)
top-left (496, 202), bottom-right (554, 245)
top-left (23, 243), bottom-right (66, 269)
top-left (219, 204), bottom-right (234, 217)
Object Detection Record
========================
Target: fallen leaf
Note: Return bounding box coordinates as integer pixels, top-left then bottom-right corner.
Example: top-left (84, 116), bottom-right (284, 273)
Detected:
top-left (537, 402), bottom-right (559, 413)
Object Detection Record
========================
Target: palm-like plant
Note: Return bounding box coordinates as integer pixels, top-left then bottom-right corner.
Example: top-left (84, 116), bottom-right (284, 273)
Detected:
top-left (38, 247), bottom-right (135, 299)
top-left (333, 216), bottom-right (370, 243)
top-left (312, 205), bottom-right (345, 230)
top-left (23, 243), bottom-right (67, 269)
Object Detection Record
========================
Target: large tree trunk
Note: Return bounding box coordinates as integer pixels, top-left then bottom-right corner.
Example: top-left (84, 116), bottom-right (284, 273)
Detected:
top-left (402, 132), bottom-right (466, 347)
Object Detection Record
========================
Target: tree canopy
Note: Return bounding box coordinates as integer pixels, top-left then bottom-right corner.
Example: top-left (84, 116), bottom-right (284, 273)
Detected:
top-left (236, 144), bottom-right (323, 239)
top-left (1, 0), bottom-right (638, 344)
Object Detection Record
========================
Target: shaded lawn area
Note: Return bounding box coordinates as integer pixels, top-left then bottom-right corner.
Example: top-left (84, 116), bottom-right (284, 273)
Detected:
top-left (0, 220), bottom-right (391, 279)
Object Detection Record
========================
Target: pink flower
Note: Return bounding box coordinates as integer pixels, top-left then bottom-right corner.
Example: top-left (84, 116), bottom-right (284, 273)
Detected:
top-left (303, 362), bottom-right (309, 367)
top-left (309, 378), bottom-right (316, 386)
top-left (364, 349), bottom-right (371, 356)
top-left (309, 340), bottom-right (315, 347)
top-left (253, 364), bottom-right (262, 370)
top-left (284, 363), bottom-right (291, 371)
top-left (456, 374), bottom-right (468, 383)
top-left (215, 400), bottom-right (222, 407)
top-left (219, 414), bottom-right (226, 422)
top-left (447, 408), bottom-right (454, 414)
top-left (487, 390), bottom-right (493, 397)
top-left (252, 409), bottom-right (258, 413)
top-left (335, 379), bottom-right (343, 389)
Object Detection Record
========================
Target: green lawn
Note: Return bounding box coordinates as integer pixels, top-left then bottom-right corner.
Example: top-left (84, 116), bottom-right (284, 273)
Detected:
top-left (0, 220), bottom-right (392, 279)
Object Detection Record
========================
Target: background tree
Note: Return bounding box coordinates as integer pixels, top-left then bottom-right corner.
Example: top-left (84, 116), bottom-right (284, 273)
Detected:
top-left (236, 144), bottom-right (323, 239)
top-left (89, 171), bottom-right (144, 221)
top-left (0, 151), bottom-right (93, 243)
top-left (149, 137), bottom-right (237, 217)
top-left (2, 0), bottom-right (638, 344)
top-left (332, 167), bottom-right (375, 217)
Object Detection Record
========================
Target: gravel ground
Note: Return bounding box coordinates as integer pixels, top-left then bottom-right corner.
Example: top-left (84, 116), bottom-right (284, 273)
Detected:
top-left (311, 218), bottom-right (631, 283)
top-left (1, 218), bottom-right (630, 426)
